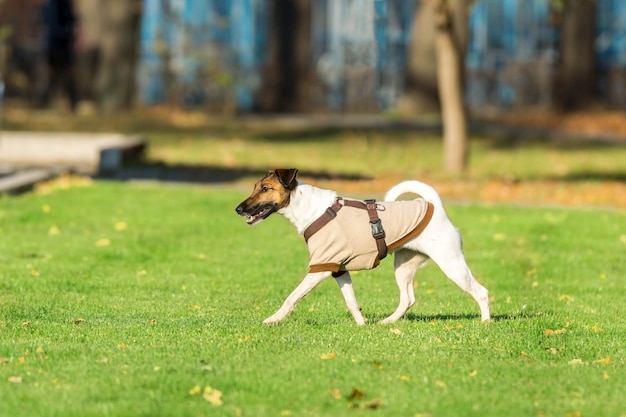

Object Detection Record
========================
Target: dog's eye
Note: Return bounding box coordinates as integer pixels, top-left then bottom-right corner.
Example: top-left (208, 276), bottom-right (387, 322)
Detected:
top-left (261, 186), bottom-right (270, 192)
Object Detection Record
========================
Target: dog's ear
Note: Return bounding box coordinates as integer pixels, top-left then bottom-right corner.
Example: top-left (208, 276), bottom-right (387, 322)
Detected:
top-left (274, 169), bottom-right (299, 190)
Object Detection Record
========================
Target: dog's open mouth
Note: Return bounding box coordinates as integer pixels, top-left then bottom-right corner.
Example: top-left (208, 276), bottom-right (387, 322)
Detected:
top-left (244, 205), bottom-right (273, 225)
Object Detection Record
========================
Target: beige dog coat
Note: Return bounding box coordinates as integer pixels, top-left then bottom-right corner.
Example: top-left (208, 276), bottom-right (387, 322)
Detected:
top-left (305, 198), bottom-right (434, 273)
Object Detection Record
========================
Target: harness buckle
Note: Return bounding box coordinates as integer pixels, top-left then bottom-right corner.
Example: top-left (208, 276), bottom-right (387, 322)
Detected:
top-left (325, 207), bottom-right (337, 219)
top-left (370, 219), bottom-right (386, 239)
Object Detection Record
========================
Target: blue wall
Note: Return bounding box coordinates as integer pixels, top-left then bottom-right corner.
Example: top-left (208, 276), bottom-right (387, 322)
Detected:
top-left (138, 0), bottom-right (626, 111)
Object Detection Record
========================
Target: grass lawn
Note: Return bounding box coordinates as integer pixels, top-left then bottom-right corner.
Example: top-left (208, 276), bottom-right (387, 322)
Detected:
top-left (1, 180), bottom-right (624, 417)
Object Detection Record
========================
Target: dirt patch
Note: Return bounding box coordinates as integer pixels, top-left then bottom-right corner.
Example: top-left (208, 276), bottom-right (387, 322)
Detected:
top-left (308, 175), bottom-right (626, 209)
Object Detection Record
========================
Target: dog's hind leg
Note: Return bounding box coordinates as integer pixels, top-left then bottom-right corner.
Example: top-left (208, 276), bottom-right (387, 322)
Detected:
top-left (425, 235), bottom-right (491, 322)
top-left (263, 271), bottom-right (331, 324)
top-left (380, 249), bottom-right (427, 324)
top-left (334, 272), bottom-right (366, 325)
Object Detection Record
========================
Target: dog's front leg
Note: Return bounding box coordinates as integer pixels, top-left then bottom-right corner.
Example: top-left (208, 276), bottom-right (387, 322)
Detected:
top-left (263, 271), bottom-right (331, 324)
top-left (334, 272), bottom-right (366, 325)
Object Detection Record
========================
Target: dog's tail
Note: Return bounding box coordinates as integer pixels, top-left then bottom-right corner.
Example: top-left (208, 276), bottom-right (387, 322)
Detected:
top-left (384, 180), bottom-right (444, 210)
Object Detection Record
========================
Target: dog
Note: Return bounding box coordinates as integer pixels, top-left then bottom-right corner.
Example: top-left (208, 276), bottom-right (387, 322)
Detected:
top-left (235, 169), bottom-right (490, 325)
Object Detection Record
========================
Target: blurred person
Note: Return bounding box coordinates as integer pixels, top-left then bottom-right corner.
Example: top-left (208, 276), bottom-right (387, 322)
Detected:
top-left (38, 0), bottom-right (77, 110)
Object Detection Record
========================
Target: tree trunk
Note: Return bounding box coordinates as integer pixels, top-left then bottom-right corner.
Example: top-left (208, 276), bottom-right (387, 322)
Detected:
top-left (255, 0), bottom-right (312, 112)
top-left (552, 0), bottom-right (597, 111)
top-left (95, 0), bottom-right (142, 113)
top-left (434, 0), bottom-right (468, 173)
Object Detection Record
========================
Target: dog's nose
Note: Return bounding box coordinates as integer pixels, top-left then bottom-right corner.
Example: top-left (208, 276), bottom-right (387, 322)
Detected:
top-left (235, 205), bottom-right (244, 215)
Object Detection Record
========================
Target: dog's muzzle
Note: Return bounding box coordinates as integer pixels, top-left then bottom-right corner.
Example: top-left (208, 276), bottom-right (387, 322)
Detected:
top-left (235, 202), bottom-right (274, 225)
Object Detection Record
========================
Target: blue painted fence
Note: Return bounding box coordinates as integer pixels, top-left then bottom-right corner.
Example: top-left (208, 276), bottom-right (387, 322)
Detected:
top-left (138, 0), bottom-right (626, 111)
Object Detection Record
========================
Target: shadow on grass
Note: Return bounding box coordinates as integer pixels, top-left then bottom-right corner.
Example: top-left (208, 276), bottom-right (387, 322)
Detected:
top-left (363, 311), bottom-right (539, 324)
top-left (99, 163), bottom-right (372, 185)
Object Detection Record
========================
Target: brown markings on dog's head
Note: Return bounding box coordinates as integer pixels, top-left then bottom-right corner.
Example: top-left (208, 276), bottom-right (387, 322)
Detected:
top-left (235, 169), bottom-right (299, 225)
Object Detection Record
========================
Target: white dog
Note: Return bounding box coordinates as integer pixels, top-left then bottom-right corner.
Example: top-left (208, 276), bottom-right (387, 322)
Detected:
top-left (236, 169), bottom-right (490, 325)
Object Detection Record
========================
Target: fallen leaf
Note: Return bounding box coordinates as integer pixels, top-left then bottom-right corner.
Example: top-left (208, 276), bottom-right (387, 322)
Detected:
top-left (371, 360), bottom-right (383, 369)
top-left (280, 410), bottom-right (291, 416)
top-left (348, 387), bottom-right (365, 401)
top-left (590, 325), bottom-right (603, 332)
top-left (8, 376), bottom-right (22, 383)
top-left (389, 328), bottom-right (402, 335)
top-left (74, 318), bottom-right (86, 325)
top-left (568, 358), bottom-right (584, 365)
top-left (114, 222), bottom-right (127, 231)
top-left (620, 235), bottom-right (626, 244)
top-left (203, 386), bottom-right (223, 406)
top-left (399, 375), bottom-right (410, 381)
top-left (603, 372), bottom-right (609, 381)
top-left (48, 226), bottom-right (60, 235)
top-left (493, 233), bottom-right (506, 241)
top-left (18, 357), bottom-right (25, 364)
top-left (435, 380), bottom-right (447, 388)
top-left (595, 357), bottom-right (612, 364)
top-left (35, 346), bottom-right (45, 354)
top-left (118, 343), bottom-right (128, 349)
top-left (22, 321), bottom-right (31, 327)
top-left (331, 389), bottom-right (341, 399)
top-left (364, 398), bottom-right (382, 409)
top-left (42, 204), bottom-right (51, 213)
top-left (545, 347), bottom-right (558, 355)
top-left (95, 238), bottom-right (111, 247)
top-left (0, 357), bottom-right (9, 363)
top-left (189, 385), bottom-right (202, 396)
top-left (30, 270), bottom-right (39, 276)
top-left (469, 370), bottom-right (478, 377)
top-left (320, 353), bottom-right (336, 360)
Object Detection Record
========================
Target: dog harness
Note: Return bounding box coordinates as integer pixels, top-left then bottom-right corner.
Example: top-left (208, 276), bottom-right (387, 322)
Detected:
top-left (303, 197), bottom-right (434, 274)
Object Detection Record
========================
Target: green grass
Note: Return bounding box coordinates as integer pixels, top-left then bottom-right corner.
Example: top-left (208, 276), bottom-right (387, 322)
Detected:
top-left (1, 182), bottom-right (625, 417)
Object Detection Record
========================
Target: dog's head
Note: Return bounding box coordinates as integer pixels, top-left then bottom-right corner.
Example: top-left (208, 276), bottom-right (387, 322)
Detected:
top-left (235, 169), bottom-right (299, 225)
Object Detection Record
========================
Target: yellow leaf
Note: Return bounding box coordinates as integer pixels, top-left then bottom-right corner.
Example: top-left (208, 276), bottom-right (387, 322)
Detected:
top-left (331, 389), bottom-right (341, 399)
top-left (74, 318), bottom-right (86, 324)
top-left (30, 270), bottom-right (39, 277)
top-left (400, 375), bottom-right (411, 381)
top-left (469, 370), bottom-right (478, 377)
top-left (603, 372), bottom-right (609, 381)
top-left (48, 226), bottom-right (60, 235)
top-left (568, 358), bottom-right (584, 365)
top-left (620, 234), bottom-right (626, 244)
top-left (435, 380), bottom-right (447, 388)
top-left (95, 238), bottom-right (111, 247)
top-left (371, 360), bottom-right (383, 369)
top-left (118, 343), bottom-right (128, 349)
top-left (114, 222), bottom-right (127, 231)
top-left (493, 233), bottom-right (506, 241)
top-left (280, 411), bottom-right (291, 416)
top-left (389, 328), bottom-right (402, 335)
top-left (595, 357), bottom-right (612, 364)
top-left (321, 352), bottom-right (336, 360)
top-left (8, 376), bottom-right (22, 383)
top-left (35, 346), bottom-right (45, 354)
top-left (203, 386), bottom-right (223, 406)
top-left (591, 325), bottom-right (603, 332)
top-left (42, 204), bottom-right (51, 213)
top-left (18, 357), bottom-right (25, 364)
top-left (22, 321), bottom-right (31, 327)
top-left (188, 385), bottom-right (202, 396)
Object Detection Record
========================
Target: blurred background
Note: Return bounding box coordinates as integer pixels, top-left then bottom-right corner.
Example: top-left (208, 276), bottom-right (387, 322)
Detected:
top-left (1, 0), bottom-right (624, 115)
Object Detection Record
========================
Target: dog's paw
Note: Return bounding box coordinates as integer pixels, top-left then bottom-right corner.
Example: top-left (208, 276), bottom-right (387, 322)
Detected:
top-left (262, 316), bottom-right (283, 325)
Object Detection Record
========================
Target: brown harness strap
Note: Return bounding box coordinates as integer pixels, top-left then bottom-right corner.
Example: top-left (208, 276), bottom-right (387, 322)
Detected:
top-left (303, 199), bottom-right (344, 242)
top-left (303, 197), bottom-right (388, 261)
